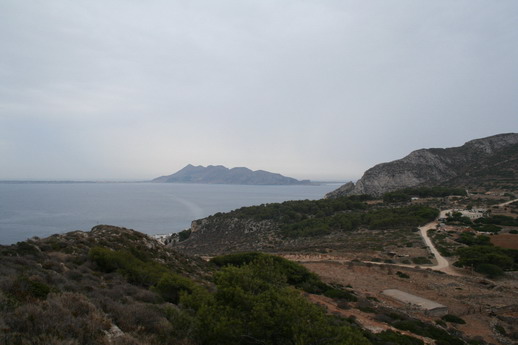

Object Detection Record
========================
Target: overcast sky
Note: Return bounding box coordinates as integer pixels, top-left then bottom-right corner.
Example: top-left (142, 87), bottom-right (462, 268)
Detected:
top-left (1, 1), bottom-right (517, 181)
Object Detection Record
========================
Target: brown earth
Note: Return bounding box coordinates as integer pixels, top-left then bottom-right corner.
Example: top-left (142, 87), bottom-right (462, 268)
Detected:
top-left (297, 260), bottom-right (518, 345)
top-left (490, 233), bottom-right (518, 249)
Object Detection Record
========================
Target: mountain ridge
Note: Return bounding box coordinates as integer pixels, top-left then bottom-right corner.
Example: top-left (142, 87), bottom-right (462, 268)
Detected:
top-left (153, 164), bottom-right (311, 185)
top-left (326, 133), bottom-right (518, 198)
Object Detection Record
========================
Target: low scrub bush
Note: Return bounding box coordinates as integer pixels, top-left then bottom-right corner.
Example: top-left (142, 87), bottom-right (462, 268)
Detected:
top-left (152, 273), bottom-right (198, 304)
top-left (323, 288), bottom-right (357, 302)
top-left (392, 319), bottom-right (465, 345)
top-left (455, 245), bottom-right (516, 275)
top-left (473, 224), bottom-right (502, 233)
top-left (3, 292), bottom-right (111, 344)
top-left (211, 252), bottom-right (329, 294)
top-left (396, 271), bottom-right (410, 278)
top-left (88, 247), bottom-right (167, 286)
top-left (475, 263), bottom-right (504, 278)
top-left (412, 257), bottom-right (432, 265)
top-left (6, 276), bottom-right (53, 302)
top-left (178, 229), bottom-right (192, 242)
top-left (370, 330), bottom-right (424, 345)
top-left (190, 257), bottom-right (371, 345)
top-left (441, 314), bottom-right (466, 324)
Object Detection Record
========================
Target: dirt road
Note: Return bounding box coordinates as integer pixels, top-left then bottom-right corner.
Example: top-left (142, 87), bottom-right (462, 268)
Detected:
top-left (418, 210), bottom-right (462, 276)
top-left (284, 208), bottom-right (464, 276)
top-left (497, 198), bottom-right (518, 207)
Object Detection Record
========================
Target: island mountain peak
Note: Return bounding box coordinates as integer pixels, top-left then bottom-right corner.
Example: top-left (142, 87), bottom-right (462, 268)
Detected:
top-left (152, 164), bottom-right (311, 185)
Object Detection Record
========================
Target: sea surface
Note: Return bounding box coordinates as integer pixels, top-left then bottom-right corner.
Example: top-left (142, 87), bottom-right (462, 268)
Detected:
top-left (0, 182), bottom-right (340, 245)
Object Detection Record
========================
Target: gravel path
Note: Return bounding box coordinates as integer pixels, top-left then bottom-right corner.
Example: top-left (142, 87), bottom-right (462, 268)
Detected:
top-left (418, 211), bottom-right (462, 276)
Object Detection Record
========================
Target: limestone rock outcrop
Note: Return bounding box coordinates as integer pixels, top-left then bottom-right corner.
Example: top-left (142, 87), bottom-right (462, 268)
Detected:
top-left (326, 133), bottom-right (518, 198)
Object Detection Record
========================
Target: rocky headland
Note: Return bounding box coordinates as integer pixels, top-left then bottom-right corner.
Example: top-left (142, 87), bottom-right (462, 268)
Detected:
top-left (326, 133), bottom-right (518, 198)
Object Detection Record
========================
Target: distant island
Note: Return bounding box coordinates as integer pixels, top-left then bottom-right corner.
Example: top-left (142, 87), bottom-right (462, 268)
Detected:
top-left (152, 164), bottom-right (312, 185)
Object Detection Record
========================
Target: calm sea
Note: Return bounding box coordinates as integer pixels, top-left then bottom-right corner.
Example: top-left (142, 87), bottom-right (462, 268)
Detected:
top-left (0, 182), bottom-right (339, 245)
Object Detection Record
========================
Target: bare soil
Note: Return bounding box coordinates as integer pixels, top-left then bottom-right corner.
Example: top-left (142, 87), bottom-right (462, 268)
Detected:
top-left (490, 233), bottom-right (518, 249)
top-left (298, 260), bottom-right (518, 345)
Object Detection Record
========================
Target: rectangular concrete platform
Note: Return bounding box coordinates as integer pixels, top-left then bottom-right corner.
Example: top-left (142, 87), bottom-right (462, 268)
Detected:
top-left (382, 289), bottom-right (448, 317)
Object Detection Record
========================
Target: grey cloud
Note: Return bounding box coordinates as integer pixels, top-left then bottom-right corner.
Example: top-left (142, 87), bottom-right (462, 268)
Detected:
top-left (0, 0), bottom-right (517, 180)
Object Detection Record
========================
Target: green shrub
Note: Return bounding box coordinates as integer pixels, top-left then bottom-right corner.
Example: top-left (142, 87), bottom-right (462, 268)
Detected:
top-left (476, 215), bottom-right (518, 226)
top-left (188, 257), bottom-right (371, 345)
top-left (15, 242), bottom-right (42, 256)
top-left (435, 319), bottom-right (447, 327)
top-left (210, 252), bottom-right (264, 267)
top-left (7, 276), bottom-right (54, 301)
top-left (392, 319), bottom-right (465, 345)
top-left (88, 246), bottom-right (167, 286)
top-left (455, 232), bottom-right (491, 246)
top-left (153, 273), bottom-right (198, 304)
top-left (323, 288), bottom-right (357, 302)
top-left (373, 330), bottom-right (424, 345)
top-left (163, 305), bottom-right (198, 339)
top-left (178, 229), bottom-right (192, 242)
top-left (456, 245), bottom-right (514, 271)
top-left (358, 306), bottom-right (376, 313)
top-left (412, 257), bottom-right (432, 265)
top-left (396, 271), bottom-right (410, 279)
top-left (473, 224), bottom-right (502, 233)
top-left (441, 314), bottom-right (466, 324)
top-left (475, 263), bottom-right (504, 278)
top-left (88, 246), bottom-right (121, 272)
top-left (437, 246), bottom-right (454, 257)
top-left (210, 252), bottom-right (328, 294)
top-left (495, 324), bottom-right (507, 335)
top-left (383, 192), bottom-right (411, 203)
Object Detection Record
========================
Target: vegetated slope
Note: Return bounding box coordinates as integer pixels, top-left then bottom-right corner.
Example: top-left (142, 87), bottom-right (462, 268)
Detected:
top-left (326, 133), bottom-right (518, 198)
top-left (0, 225), bottom-right (210, 345)
top-left (152, 164), bottom-right (311, 185)
top-left (2, 227), bottom-right (511, 345)
top-left (0, 226), bottom-right (381, 345)
top-left (171, 195), bottom-right (439, 256)
top-left (445, 142), bottom-right (518, 190)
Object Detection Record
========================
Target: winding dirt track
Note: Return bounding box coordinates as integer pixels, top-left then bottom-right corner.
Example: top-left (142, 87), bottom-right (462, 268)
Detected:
top-left (289, 201), bottom-right (518, 276)
top-left (418, 209), bottom-right (462, 276)
top-left (286, 209), bottom-right (464, 276)
top-left (422, 200), bottom-right (518, 275)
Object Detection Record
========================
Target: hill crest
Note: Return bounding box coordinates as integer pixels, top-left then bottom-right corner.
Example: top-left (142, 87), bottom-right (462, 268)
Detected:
top-left (326, 133), bottom-right (518, 198)
top-left (153, 164), bottom-right (311, 185)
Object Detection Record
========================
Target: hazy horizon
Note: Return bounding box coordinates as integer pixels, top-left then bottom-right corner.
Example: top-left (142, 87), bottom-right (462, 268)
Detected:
top-left (1, 1), bottom-right (517, 181)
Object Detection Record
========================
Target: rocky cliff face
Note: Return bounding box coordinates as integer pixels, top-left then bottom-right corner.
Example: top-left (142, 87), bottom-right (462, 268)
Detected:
top-left (326, 133), bottom-right (518, 198)
top-left (172, 217), bottom-right (280, 255)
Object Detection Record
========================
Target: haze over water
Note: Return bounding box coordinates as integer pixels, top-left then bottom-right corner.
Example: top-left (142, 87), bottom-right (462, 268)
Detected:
top-left (0, 182), bottom-right (338, 245)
